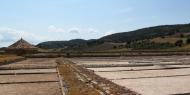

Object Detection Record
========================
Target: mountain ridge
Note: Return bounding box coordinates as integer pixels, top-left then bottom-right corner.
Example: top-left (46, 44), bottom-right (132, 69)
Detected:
top-left (37, 23), bottom-right (190, 51)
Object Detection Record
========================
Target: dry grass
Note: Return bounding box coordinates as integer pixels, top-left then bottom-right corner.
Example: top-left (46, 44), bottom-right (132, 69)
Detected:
top-left (168, 44), bottom-right (190, 51)
top-left (151, 37), bottom-right (187, 44)
top-left (106, 48), bottom-right (130, 52)
top-left (0, 54), bottom-right (24, 65)
top-left (58, 64), bottom-right (100, 95)
top-left (179, 44), bottom-right (190, 50)
top-left (57, 59), bottom-right (139, 95)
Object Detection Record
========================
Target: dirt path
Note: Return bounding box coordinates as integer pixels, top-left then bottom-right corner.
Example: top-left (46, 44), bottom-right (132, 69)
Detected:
top-left (0, 58), bottom-right (64, 95)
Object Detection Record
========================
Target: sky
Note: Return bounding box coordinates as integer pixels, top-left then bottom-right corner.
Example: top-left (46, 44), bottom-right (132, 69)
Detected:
top-left (0, 0), bottom-right (190, 47)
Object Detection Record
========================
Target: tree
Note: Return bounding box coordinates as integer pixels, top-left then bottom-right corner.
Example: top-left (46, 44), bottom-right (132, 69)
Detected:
top-left (186, 38), bottom-right (190, 44)
top-left (175, 40), bottom-right (183, 47)
top-left (113, 46), bottom-right (117, 49)
top-left (161, 36), bottom-right (165, 39)
top-left (180, 34), bottom-right (185, 38)
top-left (66, 53), bottom-right (70, 58)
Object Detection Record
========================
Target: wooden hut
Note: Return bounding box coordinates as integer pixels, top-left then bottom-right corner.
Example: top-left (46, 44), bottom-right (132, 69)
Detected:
top-left (5, 38), bottom-right (38, 55)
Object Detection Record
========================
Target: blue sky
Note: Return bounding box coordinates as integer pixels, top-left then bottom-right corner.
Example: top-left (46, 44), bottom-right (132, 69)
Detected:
top-left (0, 0), bottom-right (190, 47)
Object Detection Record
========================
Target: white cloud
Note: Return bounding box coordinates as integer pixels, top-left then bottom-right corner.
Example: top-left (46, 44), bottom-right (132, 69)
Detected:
top-left (68, 27), bottom-right (80, 34)
top-left (0, 26), bottom-right (116, 47)
top-left (48, 25), bottom-right (65, 33)
top-left (87, 28), bottom-right (97, 33)
top-left (47, 25), bottom-right (99, 35)
top-left (46, 25), bottom-right (103, 40)
top-left (0, 27), bottom-right (46, 47)
top-left (104, 30), bottom-right (115, 36)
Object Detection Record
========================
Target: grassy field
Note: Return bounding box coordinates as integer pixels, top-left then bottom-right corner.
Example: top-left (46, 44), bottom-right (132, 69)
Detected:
top-left (0, 54), bottom-right (24, 65)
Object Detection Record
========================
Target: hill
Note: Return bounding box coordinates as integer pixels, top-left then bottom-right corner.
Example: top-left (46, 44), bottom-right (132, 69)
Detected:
top-left (100, 24), bottom-right (190, 43)
top-left (37, 23), bottom-right (190, 51)
top-left (37, 39), bottom-right (87, 49)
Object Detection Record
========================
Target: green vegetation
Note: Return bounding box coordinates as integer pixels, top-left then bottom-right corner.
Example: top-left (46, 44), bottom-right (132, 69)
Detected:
top-left (127, 40), bottom-right (175, 50)
top-left (187, 38), bottom-right (190, 44)
top-left (100, 24), bottom-right (190, 43)
top-left (37, 23), bottom-right (190, 51)
top-left (37, 39), bottom-right (87, 49)
top-left (175, 40), bottom-right (183, 47)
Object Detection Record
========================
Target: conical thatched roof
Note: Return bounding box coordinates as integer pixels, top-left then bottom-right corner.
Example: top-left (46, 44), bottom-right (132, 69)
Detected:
top-left (8, 38), bottom-right (37, 49)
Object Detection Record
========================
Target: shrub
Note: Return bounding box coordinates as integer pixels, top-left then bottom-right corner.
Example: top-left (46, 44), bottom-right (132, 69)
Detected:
top-left (186, 38), bottom-right (190, 44)
top-left (66, 53), bottom-right (70, 58)
top-left (161, 36), bottom-right (165, 39)
top-left (128, 40), bottom-right (175, 50)
top-left (113, 46), bottom-right (117, 49)
top-left (175, 40), bottom-right (183, 47)
top-left (180, 34), bottom-right (185, 38)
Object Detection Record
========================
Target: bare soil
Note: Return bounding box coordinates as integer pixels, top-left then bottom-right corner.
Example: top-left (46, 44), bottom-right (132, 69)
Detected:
top-left (0, 82), bottom-right (62, 95)
top-left (72, 56), bottom-right (190, 95)
top-left (0, 58), bottom-right (63, 95)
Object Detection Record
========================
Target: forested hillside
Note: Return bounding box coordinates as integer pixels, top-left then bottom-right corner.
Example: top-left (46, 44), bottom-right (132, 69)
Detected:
top-left (37, 23), bottom-right (190, 51)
